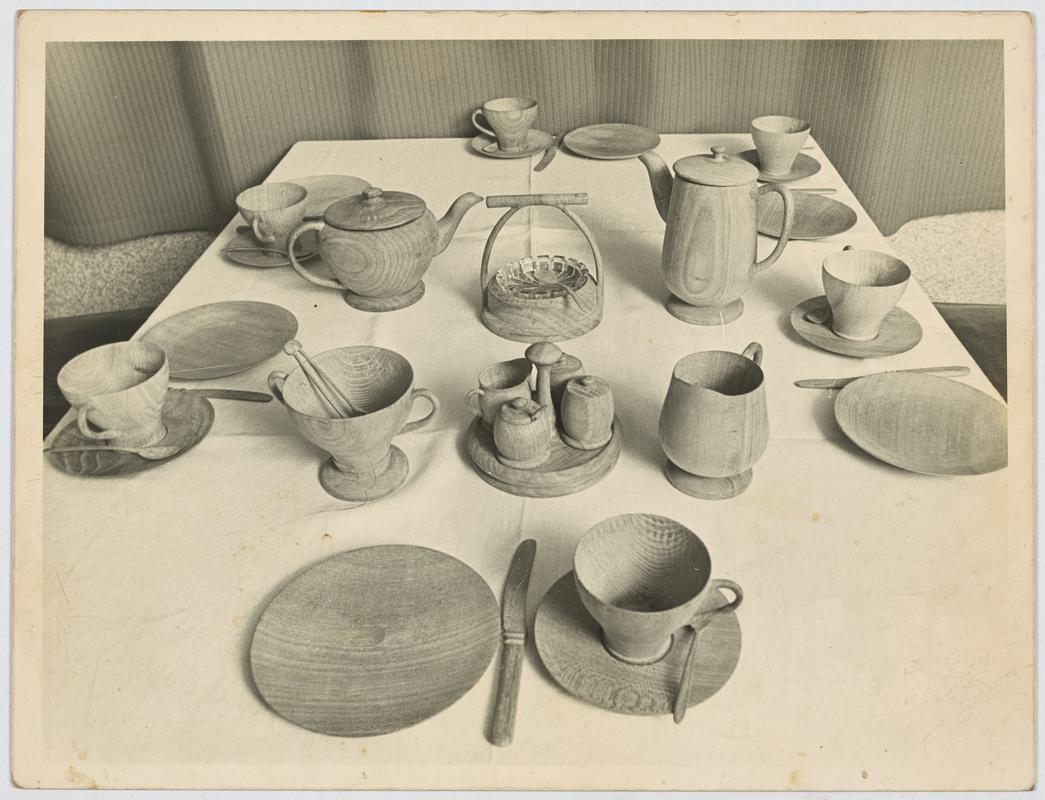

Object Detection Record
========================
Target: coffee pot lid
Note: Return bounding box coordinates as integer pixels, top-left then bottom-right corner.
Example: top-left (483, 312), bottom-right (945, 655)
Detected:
top-left (673, 146), bottom-right (758, 187)
top-left (324, 187), bottom-right (427, 231)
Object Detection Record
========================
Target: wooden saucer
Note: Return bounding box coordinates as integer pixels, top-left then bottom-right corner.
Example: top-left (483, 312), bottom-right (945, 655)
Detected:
top-left (737, 149), bottom-right (821, 183)
top-left (250, 545), bottom-right (500, 737)
top-left (46, 389), bottom-right (214, 477)
top-left (470, 130), bottom-right (555, 159)
top-left (466, 417), bottom-right (621, 498)
top-left (534, 572), bottom-right (741, 716)
top-left (790, 296), bottom-right (922, 358)
top-left (757, 191), bottom-right (857, 240)
top-left (318, 446), bottom-right (409, 502)
top-left (222, 231), bottom-right (317, 268)
top-left (564, 123), bottom-right (661, 160)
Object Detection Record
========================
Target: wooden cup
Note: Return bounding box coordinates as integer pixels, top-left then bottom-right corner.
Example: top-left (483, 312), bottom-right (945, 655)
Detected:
top-left (574, 513), bottom-right (743, 665)
top-left (57, 340), bottom-right (170, 448)
top-left (821, 246), bottom-right (911, 341)
top-left (268, 346), bottom-right (438, 492)
top-left (751, 115), bottom-right (810, 176)
top-left (236, 182), bottom-right (308, 253)
top-left (466, 358), bottom-right (534, 430)
top-left (472, 97), bottom-right (538, 152)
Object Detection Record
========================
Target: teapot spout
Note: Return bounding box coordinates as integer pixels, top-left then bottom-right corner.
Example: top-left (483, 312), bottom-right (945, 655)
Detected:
top-left (435, 192), bottom-right (484, 254)
top-left (638, 150), bottom-right (673, 223)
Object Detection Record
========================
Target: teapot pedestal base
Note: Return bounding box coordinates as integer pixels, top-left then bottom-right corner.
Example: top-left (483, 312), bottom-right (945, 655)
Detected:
top-left (664, 460), bottom-right (752, 500)
top-left (319, 447), bottom-right (409, 502)
top-left (666, 296), bottom-right (744, 326)
top-left (343, 282), bottom-right (425, 312)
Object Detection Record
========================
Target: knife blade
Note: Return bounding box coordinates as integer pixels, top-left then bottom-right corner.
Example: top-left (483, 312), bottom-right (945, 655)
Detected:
top-left (533, 132), bottom-right (565, 172)
top-left (174, 388), bottom-right (273, 402)
top-left (794, 365), bottom-right (970, 389)
top-left (488, 538), bottom-right (537, 747)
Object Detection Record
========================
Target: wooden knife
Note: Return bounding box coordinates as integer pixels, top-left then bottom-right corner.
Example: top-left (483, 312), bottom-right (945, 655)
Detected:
top-left (489, 538), bottom-right (537, 747)
top-left (794, 365), bottom-right (970, 389)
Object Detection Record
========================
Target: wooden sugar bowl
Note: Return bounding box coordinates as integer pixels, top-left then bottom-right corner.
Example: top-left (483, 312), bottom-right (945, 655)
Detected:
top-left (466, 341), bottom-right (621, 497)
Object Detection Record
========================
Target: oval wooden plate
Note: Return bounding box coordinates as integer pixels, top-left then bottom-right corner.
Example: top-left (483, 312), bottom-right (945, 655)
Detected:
top-left (141, 301), bottom-right (298, 380)
top-left (757, 191), bottom-right (857, 239)
top-left (835, 372), bottom-right (1007, 475)
top-left (250, 545), bottom-right (500, 737)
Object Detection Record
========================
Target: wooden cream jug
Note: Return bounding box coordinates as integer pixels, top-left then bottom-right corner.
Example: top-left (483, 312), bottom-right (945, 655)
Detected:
top-left (639, 146), bottom-right (795, 325)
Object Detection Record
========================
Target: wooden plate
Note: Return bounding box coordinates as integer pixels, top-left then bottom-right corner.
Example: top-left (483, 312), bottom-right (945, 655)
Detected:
top-left (564, 123), bottom-right (661, 160)
top-left (141, 301), bottom-right (298, 380)
top-left (737, 149), bottom-right (821, 182)
top-left (757, 191), bottom-right (857, 239)
top-left (835, 372), bottom-right (1007, 475)
top-left (535, 572), bottom-right (741, 716)
top-left (222, 231), bottom-right (317, 269)
top-left (470, 130), bottom-right (555, 159)
top-left (250, 545), bottom-right (500, 737)
top-left (288, 175), bottom-right (371, 219)
top-left (46, 389), bottom-right (214, 477)
top-left (790, 296), bottom-right (922, 358)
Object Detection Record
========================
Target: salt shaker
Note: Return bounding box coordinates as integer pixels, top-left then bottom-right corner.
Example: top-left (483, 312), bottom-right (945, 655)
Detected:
top-left (561, 375), bottom-right (614, 450)
top-left (494, 397), bottom-right (550, 469)
top-left (548, 353), bottom-right (584, 415)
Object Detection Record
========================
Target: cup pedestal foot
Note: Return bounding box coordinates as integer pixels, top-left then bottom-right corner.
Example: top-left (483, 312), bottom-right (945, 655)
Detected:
top-left (666, 296), bottom-right (744, 326)
top-left (343, 282), bottom-right (425, 312)
top-left (664, 460), bottom-right (753, 500)
top-left (319, 446), bottom-right (409, 502)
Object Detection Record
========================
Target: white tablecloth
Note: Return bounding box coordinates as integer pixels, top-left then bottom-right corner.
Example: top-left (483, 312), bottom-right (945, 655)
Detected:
top-left (34, 135), bottom-right (1030, 790)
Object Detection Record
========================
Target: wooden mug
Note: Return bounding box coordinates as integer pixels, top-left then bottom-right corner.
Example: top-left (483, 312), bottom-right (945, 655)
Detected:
top-left (57, 340), bottom-right (170, 448)
top-left (466, 357), bottom-right (534, 429)
top-left (751, 115), bottom-right (810, 176)
top-left (574, 513), bottom-right (743, 665)
top-left (821, 246), bottom-right (911, 341)
top-left (472, 97), bottom-right (538, 152)
top-left (236, 182), bottom-right (308, 253)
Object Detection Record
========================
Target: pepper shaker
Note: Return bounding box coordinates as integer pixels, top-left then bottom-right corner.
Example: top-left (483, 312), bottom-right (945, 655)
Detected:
top-left (561, 375), bottom-right (614, 450)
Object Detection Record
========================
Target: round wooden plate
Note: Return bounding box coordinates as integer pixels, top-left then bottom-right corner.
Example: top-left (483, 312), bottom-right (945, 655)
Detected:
top-left (45, 389), bottom-right (214, 477)
top-left (790, 296), bottom-right (922, 358)
top-left (535, 572), bottom-right (741, 716)
top-left (737, 149), bottom-right (821, 182)
top-left (141, 301), bottom-right (299, 380)
top-left (757, 191), bottom-right (857, 239)
top-left (250, 545), bottom-right (500, 737)
top-left (835, 372), bottom-right (1007, 476)
top-left (287, 174), bottom-right (371, 219)
top-left (563, 123), bottom-right (661, 160)
top-left (470, 130), bottom-right (555, 159)
top-left (466, 417), bottom-right (622, 497)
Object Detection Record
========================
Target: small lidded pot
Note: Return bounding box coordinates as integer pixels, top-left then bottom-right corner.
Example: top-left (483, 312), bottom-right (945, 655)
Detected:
top-left (548, 353), bottom-right (585, 414)
top-left (561, 375), bottom-right (614, 450)
top-left (494, 397), bottom-right (550, 469)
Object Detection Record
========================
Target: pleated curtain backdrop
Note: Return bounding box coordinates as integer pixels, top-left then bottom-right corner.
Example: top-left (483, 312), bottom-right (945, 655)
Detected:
top-left (44, 39), bottom-right (1004, 245)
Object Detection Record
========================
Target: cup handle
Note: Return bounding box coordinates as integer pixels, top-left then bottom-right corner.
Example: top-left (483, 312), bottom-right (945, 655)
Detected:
top-left (752, 183), bottom-right (794, 275)
top-left (288, 220), bottom-right (343, 290)
top-left (400, 388), bottom-right (439, 434)
top-left (741, 342), bottom-right (762, 366)
top-left (465, 388), bottom-right (485, 417)
top-left (692, 579), bottom-right (744, 626)
top-left (267, 370), bottom-right (288, 405)
top-left (472, 109), bottom-right (496, 139)
top-left (251, 215), bottom-right (276, 244)
top-left (75, 406), bottom-right (119, 441)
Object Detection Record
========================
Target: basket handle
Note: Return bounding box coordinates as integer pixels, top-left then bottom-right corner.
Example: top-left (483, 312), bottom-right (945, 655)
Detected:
top-left (486, 193), bottom-right (588, 208)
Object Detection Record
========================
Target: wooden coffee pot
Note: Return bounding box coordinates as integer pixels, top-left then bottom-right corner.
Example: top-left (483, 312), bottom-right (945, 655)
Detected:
top-left (639, 146), bottom-right (796, 325)
top-left (287, 187), bottom-right (484, 312)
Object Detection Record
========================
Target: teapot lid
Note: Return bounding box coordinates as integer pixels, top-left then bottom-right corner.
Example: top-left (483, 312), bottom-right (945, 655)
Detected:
top-left (324, 187), bottom-right (427, 230)
top-left (673, 146), bottom-right (758, 187)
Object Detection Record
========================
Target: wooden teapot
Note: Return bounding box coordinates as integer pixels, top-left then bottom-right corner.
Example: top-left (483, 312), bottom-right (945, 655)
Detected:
top-left (287, 187), bottom-right (484, 312)
top-left (639, 146), bottom-right (795, 325)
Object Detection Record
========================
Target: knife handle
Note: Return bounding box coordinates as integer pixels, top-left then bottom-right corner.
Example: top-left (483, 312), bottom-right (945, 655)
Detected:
top-left (489, 634), bottom-right (525, 747)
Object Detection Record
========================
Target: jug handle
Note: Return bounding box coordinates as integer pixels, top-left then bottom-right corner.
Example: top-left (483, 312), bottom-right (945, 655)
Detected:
top-left (287, 221), bottom-right (343, 290)
top-left (751, 183), bottom-right (794, 276)
top-left (741, 342), bottom-right (763, 366)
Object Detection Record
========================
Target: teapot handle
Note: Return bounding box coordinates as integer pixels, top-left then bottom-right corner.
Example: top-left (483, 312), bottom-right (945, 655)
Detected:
top-left (752, 183), bottom-right (794, 276)
top-left (287, 221), bottom-right (343, 290)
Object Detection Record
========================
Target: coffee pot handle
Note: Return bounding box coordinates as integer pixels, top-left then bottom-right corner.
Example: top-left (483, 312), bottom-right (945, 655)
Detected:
top-left (287, 221), bottom-right (343, 290)
top-left (75, 406), bottom-right (120, 441)
top-left (752, 183), bottom-right (794, 275)
top-left (400, 388), bottom-right (439, 434)
top-left (741, 342), bottom-right (763, 366)
top-left (267, 370), bottom-right (288, 405)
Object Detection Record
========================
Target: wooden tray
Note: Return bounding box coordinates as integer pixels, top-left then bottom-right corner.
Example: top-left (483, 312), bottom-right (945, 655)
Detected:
top-left (466, 416), bottom-right (621, 498)
top-left (535, 572), bottom-right (741, 716)
top-left (790, 296), bottom-right (922, 358)
top-left (141, 301), bottom-right (298, 380)
top-left (250, 545), bottom-right (500, 737)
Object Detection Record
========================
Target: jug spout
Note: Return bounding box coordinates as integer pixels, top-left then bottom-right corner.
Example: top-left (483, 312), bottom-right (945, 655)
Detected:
top-left (638, 150), bottom-right (673, 223)
top-left (435, 192), bottom-right (484, 254)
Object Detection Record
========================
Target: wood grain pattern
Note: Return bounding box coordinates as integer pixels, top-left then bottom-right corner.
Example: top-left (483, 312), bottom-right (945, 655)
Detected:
top-left (466, 358), bottom-right (534, 429)
top-left (822, 248), bottom-right (911, 341)
top-left (470, 131), bottom-right (554, 159)
top-left (287, 174), bottom-right (371, 219)
top-left (472, 97), bottom-right (538, 151)
top-left (835, 372), bottom-right (1007, 475)
top-left (737, 149), bottom-right (821, 183)
top-left (466, 416), bottom-right (621, 498)
top-left (659, 343), bottom-right (767, 495)
top-left (561, 376), bottom-right (614, 450)
top-left (535, 572), bottom-right (741, 716)
top-left (756, 191), bottom-right (857, 239)
top-left (46, 388), bottom-right (214, 477)
top-left (790, 296), bottom-right (923, 359)
top-left (493, 399), bottom-right (551, 469)
top-left (140, 301), bottom-right (298, 380)
top-left (235, 182), bottom-right (308, 251)
top-left (564, 123), bottom-right (661, 160)
top-left (750, 115), bottom-right (810, 176)
top-left (250, 545), bottom-right (500, 737)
